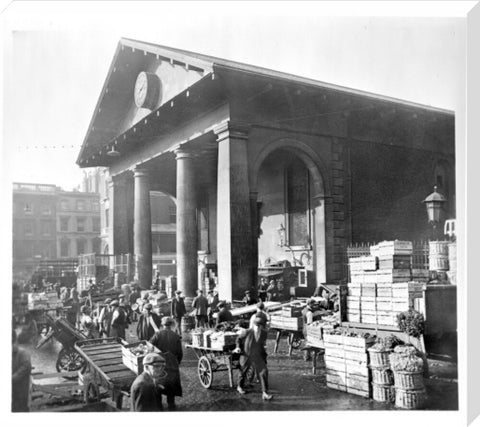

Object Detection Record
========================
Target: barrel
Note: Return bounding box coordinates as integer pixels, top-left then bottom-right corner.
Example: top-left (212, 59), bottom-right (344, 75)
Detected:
top-left (447, 242), bottom-right (457, 284)
top-left (429, 241), bottom-right (449, 271)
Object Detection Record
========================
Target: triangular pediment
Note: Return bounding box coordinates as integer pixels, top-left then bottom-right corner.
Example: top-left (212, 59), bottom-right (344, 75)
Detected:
top-left (78, 38), bottom-right (213, 163)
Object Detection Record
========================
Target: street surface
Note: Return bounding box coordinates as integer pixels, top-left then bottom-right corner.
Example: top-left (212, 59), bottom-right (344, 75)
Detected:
top-left (26, 323), bottom-right (458, 412)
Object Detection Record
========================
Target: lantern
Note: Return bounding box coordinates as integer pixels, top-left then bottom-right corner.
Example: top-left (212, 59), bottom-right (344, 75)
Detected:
top-left (423, 186), bottom-right (446, 228)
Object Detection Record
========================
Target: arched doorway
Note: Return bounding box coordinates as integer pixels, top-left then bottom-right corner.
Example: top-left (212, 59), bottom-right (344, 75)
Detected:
top-left (252, 139), bottom-right (328, 291)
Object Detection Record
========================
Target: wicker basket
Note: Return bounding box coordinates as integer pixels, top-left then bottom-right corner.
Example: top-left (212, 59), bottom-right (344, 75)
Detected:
top-left (368, 349), bottom-right (392, 368)
top-left (393, 370), bottom-right (424, 390)
top-left (372, 383), bottom-right (395, 403)
top-left (395, 387), bottom-right (426, 409)
top-left (371, 368), bottom-right (394, 385)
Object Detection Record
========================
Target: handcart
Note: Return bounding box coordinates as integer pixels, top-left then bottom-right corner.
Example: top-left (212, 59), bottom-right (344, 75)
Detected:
top-left (74, 337), bottom-right (137, 409)
top-left (36, 313), bottom-right (87, 372)
top-left (185, 344), bottom-right (241, 389)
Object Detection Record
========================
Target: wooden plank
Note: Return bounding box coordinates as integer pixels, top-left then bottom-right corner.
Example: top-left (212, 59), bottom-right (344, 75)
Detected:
top-left (106, 369), bottom-right (136, 379)
top-left (102, 365), bottom-right (131, 374)
top-left (87, 353), bottom-right (122, 362)
top-left (94, 358), bottom-right (123, 367)
top-left (85, 346), bottom-right (122, 356)
top-left (83, 344), bottom-right (122, 353)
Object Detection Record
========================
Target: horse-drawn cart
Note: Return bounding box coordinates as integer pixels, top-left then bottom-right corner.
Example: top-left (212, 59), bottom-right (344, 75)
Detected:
top-left (185, 344), bottom-right (241, 389)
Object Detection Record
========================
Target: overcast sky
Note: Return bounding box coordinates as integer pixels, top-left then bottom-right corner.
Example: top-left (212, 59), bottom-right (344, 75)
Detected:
top-left (1, 1), bottom-right (473, 190)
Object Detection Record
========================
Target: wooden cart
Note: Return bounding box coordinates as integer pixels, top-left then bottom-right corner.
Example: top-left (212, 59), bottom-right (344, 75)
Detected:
top-left (270, 315), bottom-right (304, 356)
top-left (185, 344), bottom-right (241, 389)
top-left (36, 313), bottom-right (87, 372)
top-left (74, 338), bottom-right (137, 409)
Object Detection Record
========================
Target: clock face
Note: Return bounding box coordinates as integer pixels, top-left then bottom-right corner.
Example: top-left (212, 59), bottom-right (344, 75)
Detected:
top-left (134, 71), bottom-right (162, 110)
top-left (134, 72), bottom-right (148, 108)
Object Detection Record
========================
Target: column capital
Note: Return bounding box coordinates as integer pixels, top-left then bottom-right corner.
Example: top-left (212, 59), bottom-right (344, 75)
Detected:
top-left (213, 121), bottom-right (250, 142)
top-left (174, 147), bottom-right (195, 160)
top-left (132, 166), bottom-right (149, 178)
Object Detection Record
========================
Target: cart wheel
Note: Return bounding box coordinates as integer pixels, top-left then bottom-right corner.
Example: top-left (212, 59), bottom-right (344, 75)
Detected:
top-left (56, 348), bottom-right (85, 372)
top-left (83, 375), bottom-right (100, 403)
top-left (198, 356), bottom-right (213, 389)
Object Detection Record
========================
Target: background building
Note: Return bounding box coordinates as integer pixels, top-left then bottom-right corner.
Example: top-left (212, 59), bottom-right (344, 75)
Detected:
top-left (12, 173), bottom-right (101, 281)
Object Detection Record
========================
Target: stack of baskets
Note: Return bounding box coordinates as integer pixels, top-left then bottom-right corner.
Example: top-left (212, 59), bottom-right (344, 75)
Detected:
top-left (390, 345), bottom-right (426, 409)
top-left (368, 339), bottom-right (395, 403)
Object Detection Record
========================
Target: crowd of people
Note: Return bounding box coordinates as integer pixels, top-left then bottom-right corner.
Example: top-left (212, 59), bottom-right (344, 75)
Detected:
top-left (12, 274), bottom-right (338, 412)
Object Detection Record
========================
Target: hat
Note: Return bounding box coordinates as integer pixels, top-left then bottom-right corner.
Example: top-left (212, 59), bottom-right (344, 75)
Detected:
top-left (217, 301), bottom-right (226, 309)
top-left (175, 290), bottom-right (182, 295)
top-left (307, 298), bottom-right (315, 305)
top-left (256, 302), bottom-right (265, 310)
top-left (197, 289), bottom-right (203, 294)
top-left (144, 303), bottom-right (153, 311)
top-left (118, 294), bottom-right (125, 299)
top-left (245, 290), bottom-right (251, 294)
top-left (253, 315), bottom-right (266, 326)
top-left (162, 317), bottom-right (175, 327)
top-left (110, 299), bottom-right (119, 307)
top-left (143, 353), bottom-right (166, 366)
top-left (207, 290), bottom-right (213, 294)
top-left (104, 298), bottom-right (112, 304)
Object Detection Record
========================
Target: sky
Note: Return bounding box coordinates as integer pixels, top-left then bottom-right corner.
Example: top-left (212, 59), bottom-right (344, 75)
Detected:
top-left (1, 1), bottom-right (473, 191)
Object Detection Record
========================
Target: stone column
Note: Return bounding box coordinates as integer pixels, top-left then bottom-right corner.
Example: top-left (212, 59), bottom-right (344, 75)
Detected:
top-left (109, 175), bottom-right (130, 255)
top-left (249, 191), bottom-right (260, 289)
top-left (175, 148), bottom-right (198, 298)
top-left (133, 167), bottom-right (152, 289)
top-left (215, 122), bottom-right (254, 301)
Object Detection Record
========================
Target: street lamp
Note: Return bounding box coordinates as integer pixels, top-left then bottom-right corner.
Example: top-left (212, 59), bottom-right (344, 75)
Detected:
top-left (423, 186), bottom-right (446, 229)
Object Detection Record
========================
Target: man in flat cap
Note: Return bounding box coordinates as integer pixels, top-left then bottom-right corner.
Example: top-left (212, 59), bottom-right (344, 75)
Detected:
top-left (149, 317), bottom-right (183, 410)
top-left (242, 290), bottom-right (257, 307)
top-left (98, 298), bottom-right (113, 337)
top-left (216, 301), bottom-right (233, 326)
top-left (130, 352), bottom-right (167, 411)
top-left (192, 289), bottom-right (209, 328)
top-left (171, 290), bottom-right (186, 336)
top-left (234, 314), bottom-right (273, 400)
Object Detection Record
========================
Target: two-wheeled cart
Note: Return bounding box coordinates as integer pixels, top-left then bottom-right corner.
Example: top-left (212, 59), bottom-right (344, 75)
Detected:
top-left (74, 337), bottom-right (137, 409)
top-left (185, 344), bottom-right (241, 389)
top-left (36, 313), bottom-right (87, 372)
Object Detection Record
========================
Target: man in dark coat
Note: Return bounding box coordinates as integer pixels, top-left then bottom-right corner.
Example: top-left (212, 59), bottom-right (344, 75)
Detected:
top-left (171, 290), bottom-right (186, 336)
top-left (137, 303), bottom-right (162, 341)
top-left (216, 301), bottom-right (234, 326)
top-left (130, 353), bottom-right (167, 411)
top-left (235, 315), bottom-right (273, 400)
top-left (109, 300), bottom-right (128, 339)
top-left (12, 330), bottom-right (31, 412)
top-left (192, 289), bottom-right (209, 328)
top-left (242, 290), bottom-right (257, 306)
top-left (149, 317), bottom-right (183, 410)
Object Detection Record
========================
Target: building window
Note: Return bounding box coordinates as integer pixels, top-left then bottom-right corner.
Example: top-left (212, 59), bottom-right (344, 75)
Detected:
top-left (105, 208), bottom-right (109, 228)
top-left (92, 217), bottom-right (100, 233)
top-left (92, 237), bottom-right (101, 254)
top-left (41, 204), bottom-right (51, 215)
top-left (61, 199), bottom-right (69, 210)
top-left (60, 239), bottom-right (69, 257)
top-left (76, 200), bottom-right (86, 211)
top-left (77, 239), bottom-right (86, 255)
top-left (77, 217), bottom-right (86, 232)
top-left (24, 221), bottom-right (33, 236)
top-left (285, 158), bottom-right (311, 247)
top-left (24, 203), bottom-right (32, 214)
top-left (169, 205), bottom-right (177, 223)
top-left (60, 216), bottom-right (69, 232)
top-left (92, 200), bottom-right (100, 211)
top-left (41, 221), bottom-right (51, 236)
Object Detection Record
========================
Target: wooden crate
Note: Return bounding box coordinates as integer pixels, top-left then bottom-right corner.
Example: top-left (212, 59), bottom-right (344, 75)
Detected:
top-left (377, 240), bottom-right (413, 256)
top-left (361, 312), bottom-right (377, 325)
top-left (347, 284), bottom-right (362, 297)
top-left (350, 273), bottom-right (364, 284)
top-left (363, 272), bottom-right (377, 284)
top-left (346, 361), bottom-right (370, 377)
top-left (327, 382), bottom-right (347, 392)
top-left (347, 312), bottom-right (361, 323)
top-left (323, 333), bottom-right (344, 345)
top-left (282, 306), bottom-right (303, 318)
top-left (306, 323), bottom-right (323, 340)
top-left (376, 269), bottom-right (412, 283)
top-left (376, 284), bottom-right (393, 298)
top-left (326, 372), bottom-right (347, 386)
top-left (362, 284), bottom-right (377, 297)
top-left (347, 372), bottom-right (370, 392)
top-left (361, 256), bottom-right (378, 271)
top-left (343, 335), bottom-right (375, 350)
top-left (344, 350), bottom-right (368, 363)
top-left (270, 315), bottom-right (303, 331)
top-left (347, 386), bottom-right (370, 398)
top-left (361, 297), bottom-right (376, 311)
top-left (376, 297), bottom-right (393, 311)
top-left (379, 255), bottom-right (411, 270)
top-left (306, 337), bottom-right (324, 348)
top-left (122, 341), bottom-right (160, 374)
top-left (210, 332), bottom-right (237, 350)
top-left (325, 347), bottom-right (345, 359)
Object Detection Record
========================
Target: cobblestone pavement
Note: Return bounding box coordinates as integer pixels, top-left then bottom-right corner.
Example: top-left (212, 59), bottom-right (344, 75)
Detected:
top-left (27, 324), bottom-right (458, 412)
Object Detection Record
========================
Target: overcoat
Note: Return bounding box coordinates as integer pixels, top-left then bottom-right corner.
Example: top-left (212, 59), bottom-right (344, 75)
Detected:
top-left (130, 371), bottom-right (164, 412)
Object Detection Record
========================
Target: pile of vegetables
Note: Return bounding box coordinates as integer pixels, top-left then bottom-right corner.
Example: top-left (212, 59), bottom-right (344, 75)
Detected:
top-left (131, 343), bottom-right (150, 356)
top-left (396, 310), bottom-right (425, 338)
top-left (389, 345), bottom-right (425, 372)
top-left (370, 334), bottom-right (403, 352)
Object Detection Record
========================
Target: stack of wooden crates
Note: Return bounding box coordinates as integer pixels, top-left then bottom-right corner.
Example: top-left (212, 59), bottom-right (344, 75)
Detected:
top-left (324, 332), bottom-right (375, 397)
top-left (346, 241), bottom-right (424, 326)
